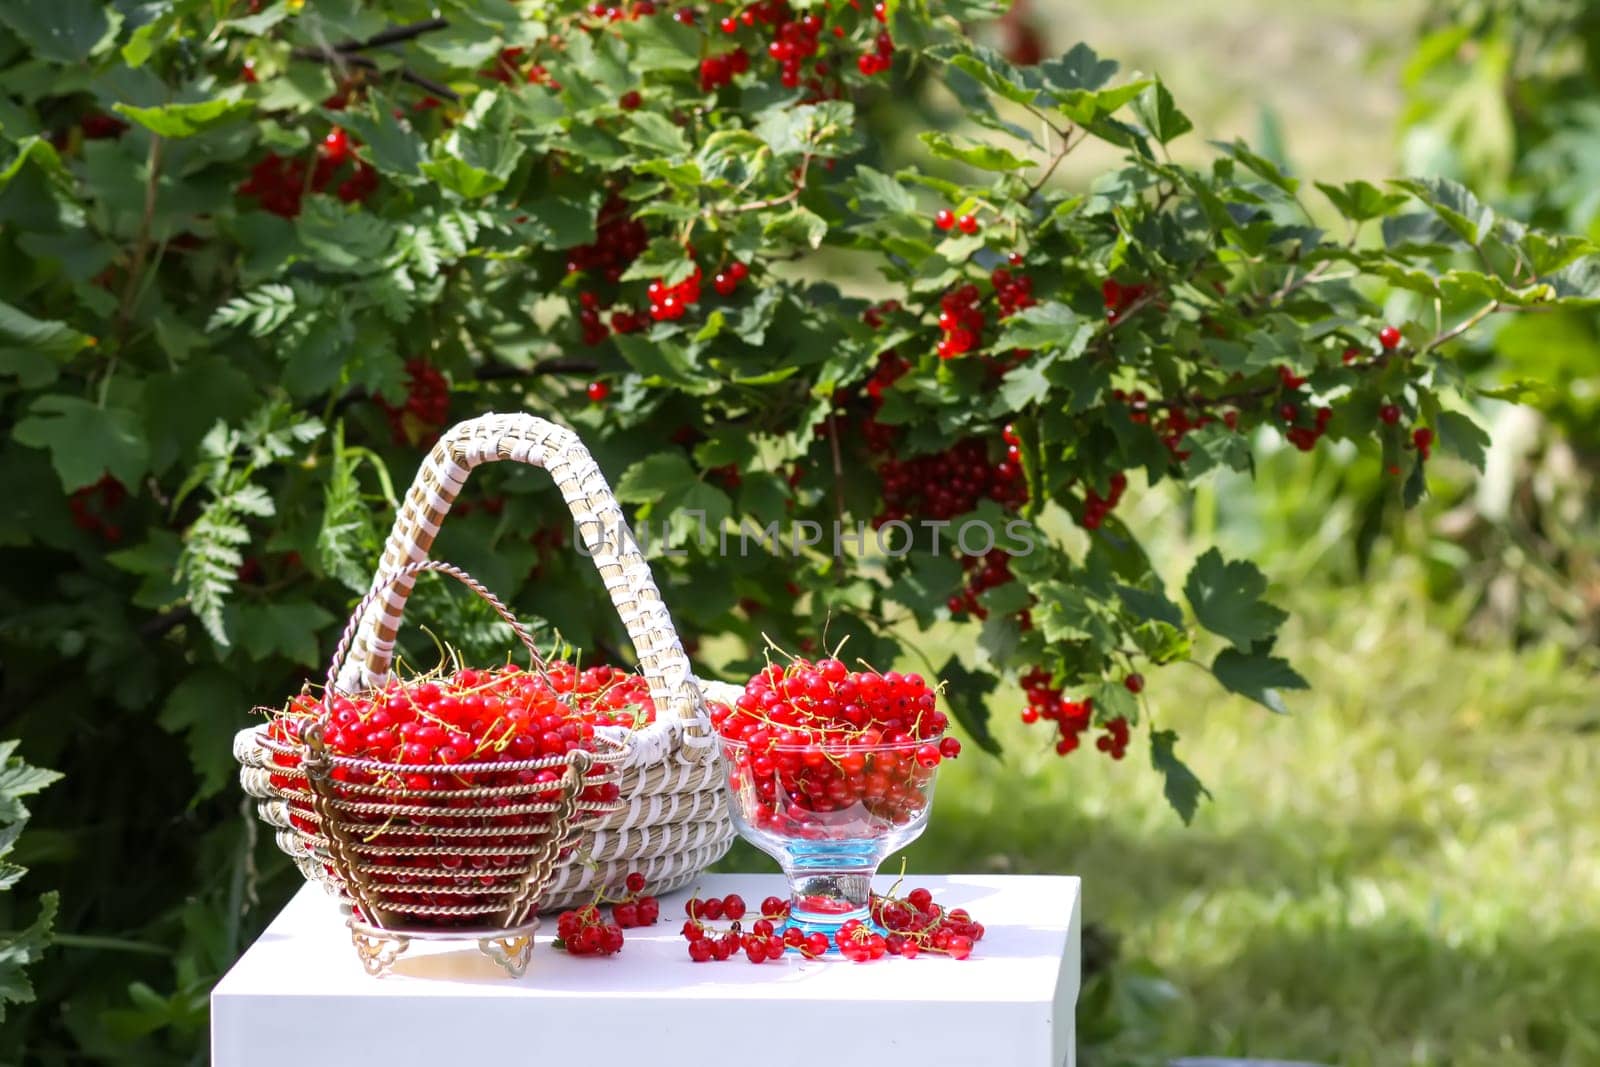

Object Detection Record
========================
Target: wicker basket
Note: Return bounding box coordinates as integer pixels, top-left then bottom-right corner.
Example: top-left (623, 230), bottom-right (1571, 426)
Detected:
top-left (238, 413), bottom-right (735, 917)
top-left (247, 559), bottom-right (628, 976)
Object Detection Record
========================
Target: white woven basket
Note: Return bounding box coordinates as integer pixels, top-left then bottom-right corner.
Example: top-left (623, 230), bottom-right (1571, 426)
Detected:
top-left (237, 412), bottom-right (736, 911)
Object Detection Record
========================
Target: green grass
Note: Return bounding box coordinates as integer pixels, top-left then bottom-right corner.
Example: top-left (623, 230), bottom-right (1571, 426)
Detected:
top-left (902, 562), bottom-right (1600, 1066)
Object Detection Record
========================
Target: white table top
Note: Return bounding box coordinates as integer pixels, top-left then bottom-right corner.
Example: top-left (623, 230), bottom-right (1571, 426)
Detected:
top-left (212, 873), bottom-right (1081, 1067)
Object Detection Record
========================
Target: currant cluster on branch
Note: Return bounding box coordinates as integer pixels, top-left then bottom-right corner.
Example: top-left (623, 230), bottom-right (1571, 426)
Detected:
top-left (67, 475), bottom-right (127, 543)
top-left (236, 128), bottom-right (377, 219)
top-left (1017, 666), bottom-right (1129, 759)
top-left (376, 359), bottom-right (449, 446)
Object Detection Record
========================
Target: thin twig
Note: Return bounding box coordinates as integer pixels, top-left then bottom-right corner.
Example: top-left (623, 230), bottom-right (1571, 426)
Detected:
top-left (723, 149), bottom-right (814, 215)
top-left (1025, 129), bottom-right (1076, 199)
top-left (476, 357), bottom-right (600, 381)
top-left (292, 48), bottom-right (460, 102)
top-left (1262, 260), bottom-right (1332, 306)
top-left (333, 18), bottom-right (450, 53)
top-left (1424, 299), bottom-right (1503, 354)
top-left (103, 135), bottom-right (164, 404)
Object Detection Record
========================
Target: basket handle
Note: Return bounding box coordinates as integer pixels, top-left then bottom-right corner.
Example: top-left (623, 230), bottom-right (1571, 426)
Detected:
top-left (321, 559), bottom-right (545, 709)
top-left (333, 413), bottom-right (710, 748)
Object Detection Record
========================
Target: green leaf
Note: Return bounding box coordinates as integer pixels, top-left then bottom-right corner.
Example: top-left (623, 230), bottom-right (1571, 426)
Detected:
top-left (521, 192), bottom-right (599, 248)
top-left (1546, 256), bottom-right (1600, 304)
top-left (224, 3), bottom-right (292, 35)
top-left (994, 302), bottom-right (1090, 351)
top-left (1183, 548), bottom-right (1287, 650)
top-left (1114, 582), bottom-right (1184, 629)
top-left (1091, 679), bottom-right (1139, 724)
top-left (1402, 453), bottom-right (1428, 508)
top-left (1434, 409), bottom-right (1490, 472)
top-left (12, 396), bottom-right (149, 492)
top-left (1038, 42), bottom-right (1119, 92)
top-left (296, 199), bottom-right (396, 273)
top-left (0, 752), bottom-right (61, 822)
top-left (0, 892), bottom-right (57, 1023)
top-left (1150, 730), bottom-right (1209, 824)
top-left (235, 601), bottom-right (336, 666)
top-left (1212, 648), bottom-right (1308, 714)
top-left (420, 155), bottom-right (507, 200)
top-left (977, 580), bottom-right (1032, 616)
top-left (753, 102), bottom-right (852, 157)
top-left (938, 656), bottom-right (1000, 755)
top-left (0, 137), bottom-right (66, 192)
top-left (1216, 139), bottom-right (1299, 195)
top-left (157, 670), bottom-right (250, 801)
top-left (853, 165), bottom-right (916, 215)
top-left (1132, 80), bottom-right (1192, 144)
top-left (764, 206), bottom-right (828, 249)
top-left (888, 553), bottom-right (964, 622)
top-left (0, 0), bottom-right (117, 64)
top-left (340, 98), bottom-right (425, 179)
top-left (120, 19), bottom-right (158, 67)
top-left (920, 131), bottom-right (1031, 172)
top-left (1316, 180), bottom-right (1409, 222)
top-left (423, 100), bottom-right (525, 198)
top-left (616, 15), bottom-right (701, 70)
top-left (1381, 211), bottom-right (1457, 255)
top-left (0, 299), bottom-right (91, 358)
top-left (615, 452), bottom-right (697, 504)
top-left (944, 47), bottom-right (1043, 108)
top-left (622, 111), bottom-right (691, 158)
top-left (1393, 176), bottom-right (1495, 246)
top-left (114, 91), bottom-right (250, 138)
top-left (620, 235), bottom-right (697, 283)
top-left (612, 334), bottom-right (715, 394)
top-left (207, 283), bottom-right (296, 336)
top-left (1180, 423), bottom-right (1253, 477)
top-left (996, 358), bottom-right (1050, 412)
top-left (1519, 230), bottom-right (1597, 278)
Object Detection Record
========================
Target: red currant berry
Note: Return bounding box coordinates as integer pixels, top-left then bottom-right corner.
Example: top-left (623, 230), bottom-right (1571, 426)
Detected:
top-left (1124, 673), bottom-right (1144, 694)
top-left (1379, 325), bottom-right (1402, 350)
top-left (956, 214), bottom-right (979, 235)
top-left (320, 127), bottom-right (350, 163)
top-left (586, 381), bottom-right (610, 403)
top-left (934, 209), bottom-right (955, 231)
top-left (1379, 404), bottom-right (1401, 425)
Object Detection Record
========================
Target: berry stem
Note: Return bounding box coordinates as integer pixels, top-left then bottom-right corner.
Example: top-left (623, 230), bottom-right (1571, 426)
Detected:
top-left (1422, 299), bottom-right (1504, 355)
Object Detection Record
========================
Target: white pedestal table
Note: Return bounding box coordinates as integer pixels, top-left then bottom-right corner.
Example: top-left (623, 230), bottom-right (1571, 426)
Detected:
top-left (212, 873), bottom-right (1081, 1067)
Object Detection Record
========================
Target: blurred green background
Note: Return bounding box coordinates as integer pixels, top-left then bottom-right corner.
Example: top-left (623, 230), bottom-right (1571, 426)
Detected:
top-left (787, 1), bottom-right (1600, 1063)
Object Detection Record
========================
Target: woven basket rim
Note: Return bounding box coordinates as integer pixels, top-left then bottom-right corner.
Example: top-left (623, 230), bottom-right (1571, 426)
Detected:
top-left (255, 729), bottom-right (627, 776)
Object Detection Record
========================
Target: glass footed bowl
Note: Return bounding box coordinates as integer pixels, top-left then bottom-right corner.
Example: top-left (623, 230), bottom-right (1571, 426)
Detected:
top-left (719, 735), bottom-right (941, 942)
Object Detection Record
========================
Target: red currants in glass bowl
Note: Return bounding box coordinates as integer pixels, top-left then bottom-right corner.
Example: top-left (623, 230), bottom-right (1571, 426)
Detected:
top-left (710, 657), bottom-right (961, 942)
